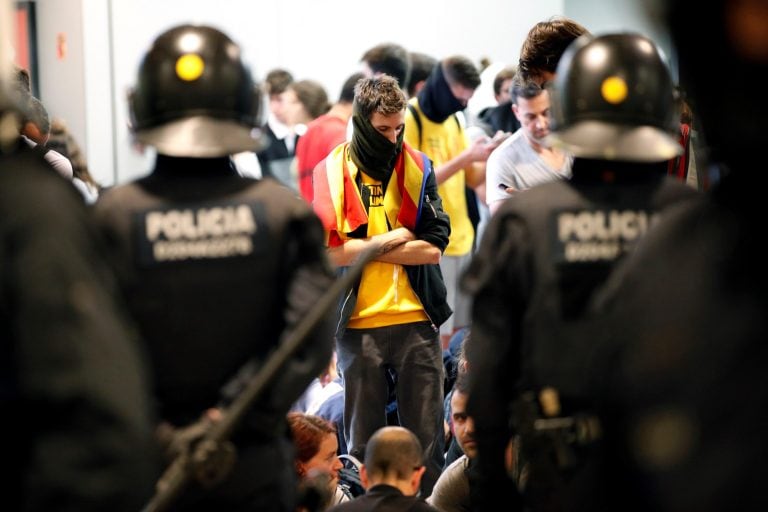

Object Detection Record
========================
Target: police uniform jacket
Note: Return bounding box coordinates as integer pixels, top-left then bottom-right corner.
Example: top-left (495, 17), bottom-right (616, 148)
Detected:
top-left (94, 155), bottom-right (334, 427)
top-left (582, 171), bottom-right (768, 510)
top-left (1, 142), bottom-right (159, 511)
top-left (460, 160), bottom-right (698, 510)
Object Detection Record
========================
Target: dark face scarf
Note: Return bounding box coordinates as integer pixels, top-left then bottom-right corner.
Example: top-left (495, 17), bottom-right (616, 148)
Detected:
top-left (349, 109), bottom-right (403, 182)
top-left (417, 63), bottom-right (465, 123)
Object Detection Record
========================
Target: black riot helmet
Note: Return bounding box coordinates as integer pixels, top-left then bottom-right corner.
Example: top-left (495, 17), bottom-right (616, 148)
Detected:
top-left (547, 33), bottom-right (681, 162)
top-left (129, 24), bottom-right (263, 157)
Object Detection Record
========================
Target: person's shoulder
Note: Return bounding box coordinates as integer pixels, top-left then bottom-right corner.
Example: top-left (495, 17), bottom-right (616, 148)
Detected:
top-left (445, 453), bottom-right (470, 472)
top-left (311, 116), bottom-right (348, 145)
top-left (1, 148), bottom-right (82, 213)
top-left (494, 179), bottom-right (568, 217)
top-left (332, 483), bottom-right (354, 505)
top-left (413, 499), bottom-right (442, 511)
top-left (505, 129), bottom-right (529, 149)
top-left (72, 177), bottom-right (99, 204)
top-left (326, 497), bottom-right (363, 512)
top-left (488, 130), bottom-right (524, 164)
top-left (41, 148), bottom-right (74, 179)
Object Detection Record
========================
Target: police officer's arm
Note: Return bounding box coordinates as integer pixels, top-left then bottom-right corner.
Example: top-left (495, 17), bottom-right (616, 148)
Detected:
top-left (8, 169), bottom-right (159, 511)
top-left (267, 210), bottom-right (337, 413)
top-left (461, 209), bottom-right (530, 509)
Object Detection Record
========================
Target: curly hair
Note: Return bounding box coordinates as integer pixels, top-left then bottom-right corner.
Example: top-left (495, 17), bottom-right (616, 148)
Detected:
top-left (353, 75), bottom-right (407, 119)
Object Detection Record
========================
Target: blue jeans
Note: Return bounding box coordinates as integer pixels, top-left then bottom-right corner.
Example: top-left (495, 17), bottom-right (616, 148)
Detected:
top-left (336, 321), bottom-right (445, 494)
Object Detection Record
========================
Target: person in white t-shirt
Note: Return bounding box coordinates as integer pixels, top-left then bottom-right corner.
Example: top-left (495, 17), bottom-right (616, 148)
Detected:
top-left (485, 77), bottom-right (573, 215)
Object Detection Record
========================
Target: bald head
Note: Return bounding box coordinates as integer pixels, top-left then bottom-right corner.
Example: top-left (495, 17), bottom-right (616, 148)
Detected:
top-left (364, 426), bottom-right (424, 480)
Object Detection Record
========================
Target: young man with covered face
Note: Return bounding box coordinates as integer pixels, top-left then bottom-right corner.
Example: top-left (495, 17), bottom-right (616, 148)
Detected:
top-left (313, 75), bottom-right (451, 495)
top-left (404, 55), bottom-right (502, 347)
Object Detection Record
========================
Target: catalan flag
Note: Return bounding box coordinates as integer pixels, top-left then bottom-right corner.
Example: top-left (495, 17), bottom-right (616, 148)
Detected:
top-left (313, 142), bottom-right (431, 247)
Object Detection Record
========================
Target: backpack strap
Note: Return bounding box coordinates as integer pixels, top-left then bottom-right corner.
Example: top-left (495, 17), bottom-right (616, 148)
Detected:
top-left (407, 103), bottom-right (423, 147)
top-left (407, 103), bottom-right (462, 148)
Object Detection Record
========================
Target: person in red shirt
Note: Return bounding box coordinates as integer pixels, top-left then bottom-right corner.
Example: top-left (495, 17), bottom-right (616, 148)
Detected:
top-left (296, 72), bottom-right (364, 203)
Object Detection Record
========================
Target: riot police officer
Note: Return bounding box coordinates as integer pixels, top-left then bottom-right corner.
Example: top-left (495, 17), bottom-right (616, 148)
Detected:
top-left (1, 50), bottom-right (159, 509)
top-left (460, 33), bottom-right (698, 511)
top-left (93, 25), bottom-right (335, 511)
top-left (581, 1), bottom-right (768, 510)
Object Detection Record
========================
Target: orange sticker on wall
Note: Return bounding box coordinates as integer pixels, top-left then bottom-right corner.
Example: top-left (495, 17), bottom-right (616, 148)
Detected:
top-left (57, 33), bottom-right (67, 60)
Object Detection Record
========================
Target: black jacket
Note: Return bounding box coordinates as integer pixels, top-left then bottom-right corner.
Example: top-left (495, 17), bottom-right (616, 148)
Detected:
top-left (461, 160), bottom-right (698, 511)
top-left (477, 101), bottom-right (521, 135)
top-left (1, 142), bottom-right (159, 511)
top-left (94, 155), bottom-right (335, 510)
top-left (327, 484), bottom-right (439, 512)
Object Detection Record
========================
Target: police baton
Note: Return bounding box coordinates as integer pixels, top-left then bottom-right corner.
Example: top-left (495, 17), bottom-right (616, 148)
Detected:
top-left (142, 246), bottom-right (378, 512)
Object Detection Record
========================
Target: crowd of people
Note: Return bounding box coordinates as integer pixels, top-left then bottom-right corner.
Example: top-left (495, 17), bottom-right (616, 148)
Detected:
top-left (4, 0), bottom-right (762, 510)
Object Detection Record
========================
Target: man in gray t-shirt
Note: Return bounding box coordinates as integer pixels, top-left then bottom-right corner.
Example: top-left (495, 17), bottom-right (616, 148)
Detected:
top-left (485, 78), bottom-right (572, 214)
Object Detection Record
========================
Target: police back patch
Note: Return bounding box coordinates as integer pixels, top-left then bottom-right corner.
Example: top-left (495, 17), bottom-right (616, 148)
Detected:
top-left (551, 207), bottom-right (657, 264)
top-left (133, 199), bottom-right (269, 266)
top-left (551, 206), bottom-right (659, 318)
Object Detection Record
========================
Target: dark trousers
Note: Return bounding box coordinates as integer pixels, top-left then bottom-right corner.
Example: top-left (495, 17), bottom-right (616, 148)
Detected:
top-left (337, 321), bottom-right (445, 494)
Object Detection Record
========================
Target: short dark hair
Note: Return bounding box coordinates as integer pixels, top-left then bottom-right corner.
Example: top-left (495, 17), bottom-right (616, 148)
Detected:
top-left (289, 80), bottom-right (330, 119)
top-left (406, 52), bottom-right (437, 97)
top-left (519, 17), bottom-right (589, 82)
top-left (361, 43), bottom-right (411, 89)
top-left (339, 72), bottom-right (365, 104)
top-left (364, 426), bottom-right (424, 480)
top-left (442, 55), bottom-right (481, 90)
top-left (453, 367), bottom-right (470, 395)
top-left (14, 66), bottom-right (32, 93)
top-left (511, 75), bottom-right (545, 105)
top-left (264, 68), bottom-right (294, 96)
top-left (493, 66), bottom-right (517, 97)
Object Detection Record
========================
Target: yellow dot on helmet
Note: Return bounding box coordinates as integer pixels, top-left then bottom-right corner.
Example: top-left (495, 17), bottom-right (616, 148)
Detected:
top-left (601, 76), bottom-right (628, 104)
top-left (176, 54), bottom-right (205, 81)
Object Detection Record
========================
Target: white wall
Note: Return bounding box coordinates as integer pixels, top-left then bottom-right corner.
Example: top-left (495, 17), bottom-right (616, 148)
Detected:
top-left (34, 0), bottom-right (86, 173)
top-left (564, 0), bottom-right (673, 70)
top-left (33, 0), bottom-right (670, 187)
top-left (34, 0), bottom-right (117, 186)
top-left (108, 0), bottom-right (564, 184)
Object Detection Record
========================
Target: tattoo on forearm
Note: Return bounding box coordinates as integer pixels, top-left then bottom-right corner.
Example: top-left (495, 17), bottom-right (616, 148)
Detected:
top-left (376, 239), bottom-right (403, 255)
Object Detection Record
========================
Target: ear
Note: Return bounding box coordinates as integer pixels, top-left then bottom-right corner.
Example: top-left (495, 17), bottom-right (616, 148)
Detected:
top-left (360, 464), bottom-right (371, 489)
top-left (512, 103), bottom-right (521, 121)
top-left (296, 461), bottom-right (306, 478)
top-left (411, 466), bottom-right (426, 495)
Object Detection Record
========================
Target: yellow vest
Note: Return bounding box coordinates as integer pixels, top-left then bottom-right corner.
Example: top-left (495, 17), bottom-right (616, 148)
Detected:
top-left (405, 100), bottom-right (474, 256)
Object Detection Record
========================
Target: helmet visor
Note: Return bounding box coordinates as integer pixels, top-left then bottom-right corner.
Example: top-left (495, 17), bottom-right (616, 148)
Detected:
top-left (547, 120), bottom-right (682, 162)
top-left (134, 115), bottom-right (266, 157)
